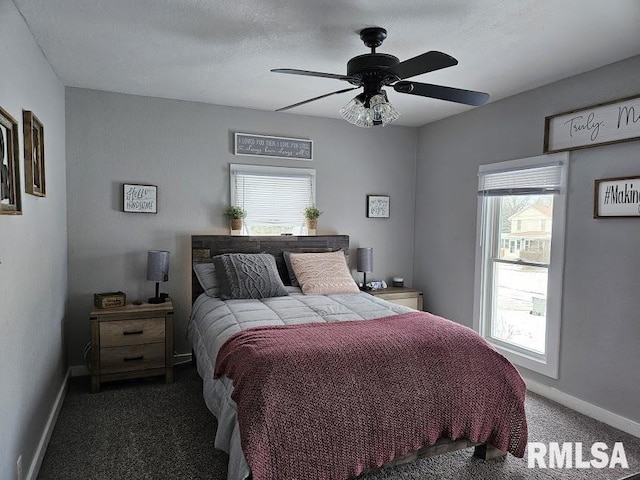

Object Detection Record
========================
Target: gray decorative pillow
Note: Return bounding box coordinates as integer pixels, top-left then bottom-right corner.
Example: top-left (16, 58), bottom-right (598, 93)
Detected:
top-left (193, 263), bottom-right (219, 297)
top-left (213, 253), bottom-right (289, 300)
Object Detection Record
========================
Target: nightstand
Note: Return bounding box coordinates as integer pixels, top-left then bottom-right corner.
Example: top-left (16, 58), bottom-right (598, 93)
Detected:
top-left (90, 300), bottom-right (174, 393)
top-left (367, 287), bottom-right (423, 311)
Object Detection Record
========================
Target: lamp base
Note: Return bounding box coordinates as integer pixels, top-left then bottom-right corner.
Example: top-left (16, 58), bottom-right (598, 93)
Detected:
top-left (148, 297), bottom-right (165, 304)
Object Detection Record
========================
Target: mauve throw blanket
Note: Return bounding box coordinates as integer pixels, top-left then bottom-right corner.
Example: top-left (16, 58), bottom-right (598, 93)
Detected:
top-left (214, 311), bottom-right (528, 480)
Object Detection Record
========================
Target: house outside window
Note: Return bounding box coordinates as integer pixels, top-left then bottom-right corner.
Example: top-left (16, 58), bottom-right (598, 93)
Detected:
top-left (230, 164), bottom-right (316, 235)
top-left (473, 153), bottom-right (568, 378)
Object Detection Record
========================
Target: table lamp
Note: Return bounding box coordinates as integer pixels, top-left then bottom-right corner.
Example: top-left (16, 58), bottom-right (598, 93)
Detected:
top-left (357, 247), bottom-right (373, 289)
top-left (147, 250), bottom-right (169, 304)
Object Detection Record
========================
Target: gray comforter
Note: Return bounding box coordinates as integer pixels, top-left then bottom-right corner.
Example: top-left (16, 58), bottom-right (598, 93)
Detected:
top-left (187, 288), bottom-right (413, 480)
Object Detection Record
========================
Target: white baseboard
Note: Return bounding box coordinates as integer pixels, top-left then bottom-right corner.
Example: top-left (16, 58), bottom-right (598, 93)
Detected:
top-left (525, 377), bottom-right (640, 438)
top-left (27, 368), bottom-right (70, 480)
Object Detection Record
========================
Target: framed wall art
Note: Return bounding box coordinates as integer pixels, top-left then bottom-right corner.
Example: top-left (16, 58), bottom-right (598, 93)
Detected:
top-left (234, 133), bottom-right (313, 160)
top-left (0, 106), bottom-right (22, 215)
top-left (123, 183), bottom-right (157, 213)
top-left (544, 94), bottom-right (640, 153)
top-left (367, 195), bottom-right (390, 218)
top-left (23, 110), bottom-right (46, 197)
top-left (594, 176), bottom-right (640, 218)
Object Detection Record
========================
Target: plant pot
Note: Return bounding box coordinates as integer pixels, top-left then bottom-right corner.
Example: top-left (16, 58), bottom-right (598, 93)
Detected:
top-left (306, 219), bottom-right (317, 235)
top-left (230, 218), bottom-right (243, 233)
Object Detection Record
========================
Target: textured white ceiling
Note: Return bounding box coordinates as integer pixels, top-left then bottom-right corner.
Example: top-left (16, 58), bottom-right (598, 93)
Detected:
top-left (13, 0), bottom-right (640, 127)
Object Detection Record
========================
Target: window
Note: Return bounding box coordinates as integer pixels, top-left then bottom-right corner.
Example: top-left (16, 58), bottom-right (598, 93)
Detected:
top-left (473, 153), bottom-right (568, 378)
top-left (230, 164), bottom-right (316, 235)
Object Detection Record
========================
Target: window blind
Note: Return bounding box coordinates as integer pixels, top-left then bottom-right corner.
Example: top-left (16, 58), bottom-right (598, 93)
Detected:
top-left (478, 163), bottom-right (564, 196)
top-left (230, 165), bottom-right (315, 229)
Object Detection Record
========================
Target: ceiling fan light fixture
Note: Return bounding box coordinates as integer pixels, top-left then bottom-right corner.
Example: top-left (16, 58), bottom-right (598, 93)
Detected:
top-left (369, 92), bottom-right (400, 126)
top-left (339, 90), bottom-right (400, 128)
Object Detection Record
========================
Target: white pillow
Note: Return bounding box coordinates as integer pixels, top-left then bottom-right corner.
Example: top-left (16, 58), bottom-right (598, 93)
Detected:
top-left (193, 263), bottom-right (219, 297)
top-left (289, 251), bottom-right (359, 295)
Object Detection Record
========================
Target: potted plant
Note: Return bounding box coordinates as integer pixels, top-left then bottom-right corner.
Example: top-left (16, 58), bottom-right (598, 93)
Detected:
top-left (224, 206), bottom-right (247, 232)
top-left (304, 206), bottom-right (322, 233)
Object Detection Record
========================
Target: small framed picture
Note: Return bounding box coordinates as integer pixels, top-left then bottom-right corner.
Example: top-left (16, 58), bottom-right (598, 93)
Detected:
top-left (0, 106), bottom-right (22, 215)
top-left (23, 111), bottom-right (46, 197)
top-left (594, 176), bottom-right (640, 218)
top-left (123, 183), bottom-right (157, 213)
top-left (367, 194), bottom-right (390, 218)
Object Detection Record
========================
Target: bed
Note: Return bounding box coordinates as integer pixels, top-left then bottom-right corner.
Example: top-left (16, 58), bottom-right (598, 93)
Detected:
top-left (188, 235), bottom-right (527, 480)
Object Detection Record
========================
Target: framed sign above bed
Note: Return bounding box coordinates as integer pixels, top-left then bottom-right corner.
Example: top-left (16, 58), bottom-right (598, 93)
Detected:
top-left (234, 133), bottom-right (313, 160)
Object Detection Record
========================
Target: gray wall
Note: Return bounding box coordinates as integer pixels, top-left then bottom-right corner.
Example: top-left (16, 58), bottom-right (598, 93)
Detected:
top-left (65, 88), bottom-right (417, 366)
top-left (0, 0), bottom-right (67, 477)
top-left (414, 55), bottom-right (640, 422)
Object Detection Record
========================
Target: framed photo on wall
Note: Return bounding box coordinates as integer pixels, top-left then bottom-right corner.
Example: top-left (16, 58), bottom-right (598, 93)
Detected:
top-left (23, 110), bottom-right (46, 197)
top-left (367, 194), bottom-right (390, 218)
top-left (123, 183), bottom-right (157, 213)
top-left (0, 106), bottom-right (22, 215)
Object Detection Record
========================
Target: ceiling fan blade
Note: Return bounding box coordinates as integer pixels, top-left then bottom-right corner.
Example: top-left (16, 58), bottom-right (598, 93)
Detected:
top-left (272, 68), bottom-right (355, 81)
top-left (276, 87), bottom-right (359, 112)
top-left (394, 81), bottom-right (489, 106)
top-left (384, 51), bottom-right (458, 80)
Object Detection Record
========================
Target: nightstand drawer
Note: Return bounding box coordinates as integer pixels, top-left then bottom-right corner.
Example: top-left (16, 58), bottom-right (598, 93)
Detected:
top-left (100, 318), bottom-right (165, 347)
top-left (386, 297), bottom-right (420, 310)
top-left (100, 343), bottom-right (165, 374)
top-left (367, 287), bottom-right (423, 311)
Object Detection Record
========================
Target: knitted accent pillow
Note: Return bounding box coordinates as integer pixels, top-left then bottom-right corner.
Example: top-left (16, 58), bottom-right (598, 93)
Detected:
top-left (213, 253), bottom-right (289, 300)
top-left (289, 251), bottom-right (359, 295)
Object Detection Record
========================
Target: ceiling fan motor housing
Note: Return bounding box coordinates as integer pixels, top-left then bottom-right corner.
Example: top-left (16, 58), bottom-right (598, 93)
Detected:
top-left (347, 54), bottom-right (398, 76)
top-left (346, 53), bottom-right (400, 91)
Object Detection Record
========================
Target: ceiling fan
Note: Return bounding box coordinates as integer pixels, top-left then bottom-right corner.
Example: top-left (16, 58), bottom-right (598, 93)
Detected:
top-left (272, 27), bottom-right (490, 127)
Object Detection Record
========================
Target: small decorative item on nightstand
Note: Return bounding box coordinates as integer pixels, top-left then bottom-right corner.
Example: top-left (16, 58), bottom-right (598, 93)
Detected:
top-left (147, 250), bottom-right (169, 304)
top-left (94, 291), bottom-right (126, 309)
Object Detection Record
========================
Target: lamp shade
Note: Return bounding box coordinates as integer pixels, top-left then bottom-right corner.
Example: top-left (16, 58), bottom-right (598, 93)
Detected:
top-left (356, 247), bottom-right (373, 273)
top-left (146, 250), bottom-right (169, 282)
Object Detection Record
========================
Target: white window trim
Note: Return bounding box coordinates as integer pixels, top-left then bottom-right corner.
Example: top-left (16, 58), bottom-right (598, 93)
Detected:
top-left (229, 163), bottom-right (316, 234)
top-left (472, 152), bottom-right (569, 379)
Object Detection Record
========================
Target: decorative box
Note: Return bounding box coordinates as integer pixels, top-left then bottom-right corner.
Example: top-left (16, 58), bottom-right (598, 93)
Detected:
top-left (94, 291), bottom-right (126, 309)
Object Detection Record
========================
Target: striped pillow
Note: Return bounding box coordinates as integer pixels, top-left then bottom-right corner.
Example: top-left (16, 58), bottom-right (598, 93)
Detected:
top-left (289, 251), bottom-right (360, 295)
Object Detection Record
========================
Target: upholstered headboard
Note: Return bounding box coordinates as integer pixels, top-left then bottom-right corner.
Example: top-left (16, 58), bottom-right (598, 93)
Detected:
top-left (191, 235), bottom-right (350, 303)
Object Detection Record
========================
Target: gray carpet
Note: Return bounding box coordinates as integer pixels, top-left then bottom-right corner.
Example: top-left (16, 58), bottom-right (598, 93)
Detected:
top-left (38, 364), bottom-right (640, 479)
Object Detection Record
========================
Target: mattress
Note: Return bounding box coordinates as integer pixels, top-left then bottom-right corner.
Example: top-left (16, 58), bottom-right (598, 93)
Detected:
top-left (187, 288), bottom-right (413, 480)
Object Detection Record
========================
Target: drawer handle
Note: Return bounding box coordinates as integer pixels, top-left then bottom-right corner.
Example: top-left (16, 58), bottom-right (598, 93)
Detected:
top-left (123, 330), bottom-right (144, 335)
top-left (123, 355), bottom-right (144, 362)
